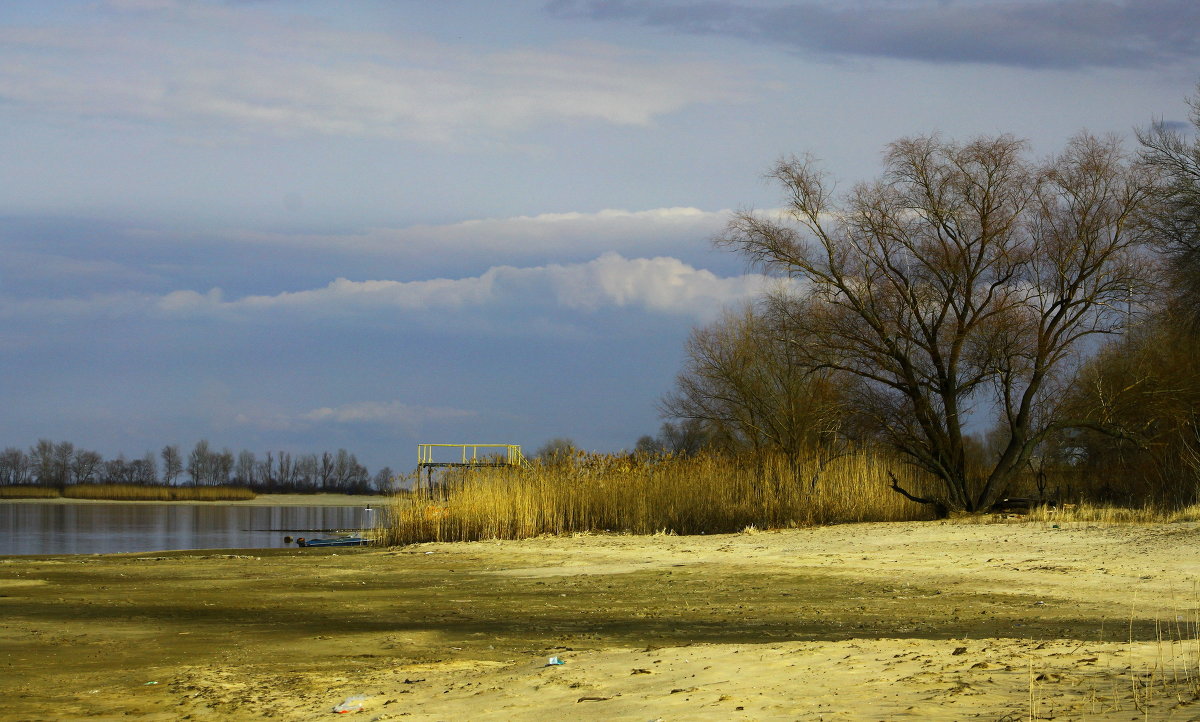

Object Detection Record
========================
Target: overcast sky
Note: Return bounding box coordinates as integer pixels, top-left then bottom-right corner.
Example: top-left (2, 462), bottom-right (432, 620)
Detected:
top-left (1, 0), bottom-right (1196, 474)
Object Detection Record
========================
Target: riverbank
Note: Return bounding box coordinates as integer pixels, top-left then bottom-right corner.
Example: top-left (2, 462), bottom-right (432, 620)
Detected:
top-left (2, 520), bottom-right (1198, 720)
top-left (0, 492), bottom-right (383, 507)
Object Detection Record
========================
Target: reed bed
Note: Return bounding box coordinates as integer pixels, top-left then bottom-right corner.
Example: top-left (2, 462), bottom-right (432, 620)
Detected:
top-left (379, 451), bottom-right (936, 545)
top-left (0, 485), bottom-right (60, 499)
top-left (1014, 502), bottom-right (1200, 525)
top-left (61, 484), bottom-right (256, 501)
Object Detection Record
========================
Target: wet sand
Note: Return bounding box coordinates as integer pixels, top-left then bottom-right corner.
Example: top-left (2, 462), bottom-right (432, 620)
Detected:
top-left (2, 520), bottom-right (1198, 720)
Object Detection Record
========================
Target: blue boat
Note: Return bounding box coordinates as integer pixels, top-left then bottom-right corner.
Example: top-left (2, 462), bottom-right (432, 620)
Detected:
top-left (295, 536), bottom-right (370, 548)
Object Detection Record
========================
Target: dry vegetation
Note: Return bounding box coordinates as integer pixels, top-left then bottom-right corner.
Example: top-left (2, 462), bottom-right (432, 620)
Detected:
top-left (1019, 501), bottom-right (1200, 525)
top-left (379, 451), bottom-right (937, 545)
top-left (378, 446), bottom-right (1200, 546)
top-left (0, 484), bottom-right (59, 499)
top-left (0, 484), bottom-right (256, 501)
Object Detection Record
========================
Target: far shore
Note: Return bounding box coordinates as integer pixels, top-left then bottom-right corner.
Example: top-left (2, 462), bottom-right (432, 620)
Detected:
top-left (0, 492), bottom-right (389, 507)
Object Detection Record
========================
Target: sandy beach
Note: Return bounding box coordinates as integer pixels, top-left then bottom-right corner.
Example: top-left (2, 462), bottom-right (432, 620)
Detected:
top-left (3, 519), bottom-right (1199, 720)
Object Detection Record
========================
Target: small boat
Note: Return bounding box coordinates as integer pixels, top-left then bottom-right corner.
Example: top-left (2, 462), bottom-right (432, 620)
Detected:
top-left (294, 536), bottom-right (371, 548)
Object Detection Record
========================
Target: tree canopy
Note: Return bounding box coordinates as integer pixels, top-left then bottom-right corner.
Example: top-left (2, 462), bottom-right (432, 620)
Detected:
top-left (718, 133), bottom-right (1155, 512)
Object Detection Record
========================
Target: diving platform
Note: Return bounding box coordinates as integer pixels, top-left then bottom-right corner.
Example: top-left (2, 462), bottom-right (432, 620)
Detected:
top-left (417, 443), bottom-right (528, 470)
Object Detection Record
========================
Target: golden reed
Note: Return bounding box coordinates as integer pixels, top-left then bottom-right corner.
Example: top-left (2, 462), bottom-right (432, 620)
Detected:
top-left (378, 450), bottom-right (936, 545)
top-left (0, 484), bottom-right (256, 501)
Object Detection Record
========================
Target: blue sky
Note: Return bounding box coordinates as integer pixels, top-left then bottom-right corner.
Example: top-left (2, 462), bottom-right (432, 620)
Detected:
top-left (1, 0), bottom-right (1196, 474)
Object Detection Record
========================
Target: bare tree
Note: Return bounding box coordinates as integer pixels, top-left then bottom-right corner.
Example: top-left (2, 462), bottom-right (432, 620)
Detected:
top-left (634, 434), bottom-right (665, 457)
top-left (319, 451), bottom-right (335, 491)
top-left (103, 455), bottom-right (132, 484)
top-left (213, 449), bottom-right (233, 486)
top-left (373, 466), bottom-right (394, 492)
top-left (235, 450), bottom-right (257, 486)
top-left (29, 440), bottom-right (53, 484)
top-left (0, 447), bottom-right (32, 485)
top-left (52, 441), bottom-right (75, 484)
top-left (161, 445), bottom-right (183, 485)
top-left (1061, 320), bottom-right (1200, 504)
top-left (129, 452), bottom-right (158, 485)
top-left (720, 133), bottom-right (1155, 512)
top-left (657, 419), bottom-right (717, 456)
top-left (1137, 82), bottom-right (1200, 326)
top-left (1056, 86), bottom-right (1200, 505)
top-left (276, 451), bottom-right (296, 488)
top-left (257, 452), bottom-right (277, 490)
top-left (662, 303), bottom-right (847, 470)
top-left (72, 449), bottom-right (104, 484)
top-left (535, 438), bottom-right (576, 464)
top-left (30, 440), bottom-right (75, 486)
top-left (346, 455), bottom-right (371, 494)
top-left (187, 440), bottom-right (215, 485)
top-left (295, 453), bottom-right (319, 490)
top-left (146, 452), bottom-right (161, 484)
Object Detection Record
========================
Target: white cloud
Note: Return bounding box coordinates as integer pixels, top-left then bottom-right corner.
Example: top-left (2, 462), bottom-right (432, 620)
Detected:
top-left (157, 288), bottom-right (224, 313)
top-left (0, 3), bottom-right (748, 143)
top-left (0, 253), bottom-right (783, 325)
top-left (230, 253), bottom-right (777, 320)
top-left (546, 253), bottom-right (773, 314)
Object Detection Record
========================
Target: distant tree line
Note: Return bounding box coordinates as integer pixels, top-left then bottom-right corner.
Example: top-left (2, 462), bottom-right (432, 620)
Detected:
top-left (0, 439), bottom-right (395, 495)
top-left (651, 81), bottom-right (1200, 513)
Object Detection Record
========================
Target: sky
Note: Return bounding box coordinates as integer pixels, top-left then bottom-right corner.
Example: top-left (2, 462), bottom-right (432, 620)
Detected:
top-left (1, 0), bottom-right (1197, 475)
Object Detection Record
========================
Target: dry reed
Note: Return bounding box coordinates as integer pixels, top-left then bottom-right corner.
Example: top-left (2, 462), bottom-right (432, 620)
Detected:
top-left (1016, 502), bottom-right (1200, 525)
top-left (61, 484), bottom-right (256, 501)
top-left (0, 485), bottom-right (60, 499)
top-left (379, 450), bottom-right (936, 545)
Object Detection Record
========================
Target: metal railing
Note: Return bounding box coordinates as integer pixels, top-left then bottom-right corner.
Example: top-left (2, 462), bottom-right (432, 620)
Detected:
top-left (417, 443), bottom-right (527, 468)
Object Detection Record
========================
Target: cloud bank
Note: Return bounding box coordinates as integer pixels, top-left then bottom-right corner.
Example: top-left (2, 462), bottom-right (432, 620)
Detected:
top-left (179, 253), bottom-right (780, 321)
top-left (547, 0), bottom-right (1200, 70)
top-left (0, 1), bottom-right (746, 143)
top-left (1, 253), bottom-right (782, 327)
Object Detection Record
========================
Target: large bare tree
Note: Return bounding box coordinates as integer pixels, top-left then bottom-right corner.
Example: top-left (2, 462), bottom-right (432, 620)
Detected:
top-left (720, 133), bottom-right (1155, 512)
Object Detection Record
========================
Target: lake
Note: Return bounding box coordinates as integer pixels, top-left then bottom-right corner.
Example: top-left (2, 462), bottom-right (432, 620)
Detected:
top-left (0, 502), bottom-right (379, 555)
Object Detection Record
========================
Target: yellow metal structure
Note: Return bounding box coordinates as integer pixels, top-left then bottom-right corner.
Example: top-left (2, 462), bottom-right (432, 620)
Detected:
top-left (417, 443), bottom-right (527, 469)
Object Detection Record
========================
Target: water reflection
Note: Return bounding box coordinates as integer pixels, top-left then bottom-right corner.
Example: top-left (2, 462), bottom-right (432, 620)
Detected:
top-left (0, 503), bottom-right (378, 555)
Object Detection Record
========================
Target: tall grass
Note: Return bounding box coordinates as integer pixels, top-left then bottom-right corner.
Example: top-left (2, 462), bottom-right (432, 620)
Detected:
top-left (379, 450), bottom-right (936, 545)
top-left (63, 484), bottom-right (256, 501)
top-left (0, 485), bottom-right (60, 499)
top-left (0, 484), bottom-right (257, 501)
top-left (1018, 501), bottom-right (1200, 525)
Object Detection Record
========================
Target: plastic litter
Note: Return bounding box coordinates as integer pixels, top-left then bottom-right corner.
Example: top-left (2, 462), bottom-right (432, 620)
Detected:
top-left (546, 656), bottom-right (565, 666)
top-left (143, 681), bottom-right (158, 686)
top-left (332, 695), bottom-right (369, 714)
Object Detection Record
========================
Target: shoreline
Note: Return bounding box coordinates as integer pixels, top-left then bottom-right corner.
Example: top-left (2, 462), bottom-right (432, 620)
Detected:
top-left (0, 492), bottom-right (386, 507)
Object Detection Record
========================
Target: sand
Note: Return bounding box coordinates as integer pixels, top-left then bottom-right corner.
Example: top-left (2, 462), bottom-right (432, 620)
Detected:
top-left (2, 518), bottom-right (1199, 720)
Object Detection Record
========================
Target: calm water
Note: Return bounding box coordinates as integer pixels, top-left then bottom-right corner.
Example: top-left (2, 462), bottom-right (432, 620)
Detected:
top-left (0, 502), bottom-right (379, 555)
